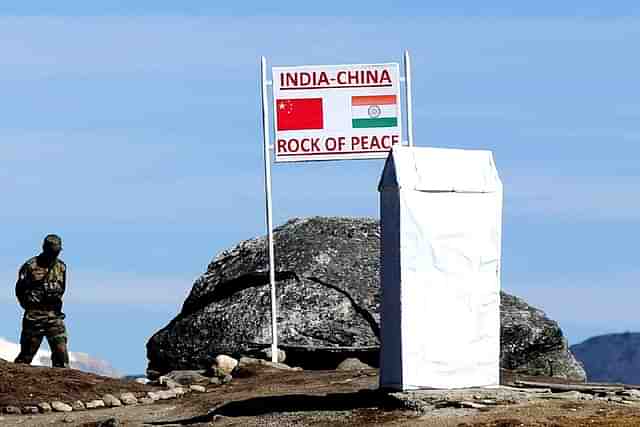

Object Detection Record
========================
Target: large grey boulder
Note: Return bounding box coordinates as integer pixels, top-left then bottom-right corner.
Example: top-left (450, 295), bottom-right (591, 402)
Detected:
top-left (147, 217), bottom-right (585, 381)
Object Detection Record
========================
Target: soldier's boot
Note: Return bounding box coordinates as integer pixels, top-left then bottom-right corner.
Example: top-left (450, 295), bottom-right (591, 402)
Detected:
top-left (14, 333), bottom-right (43, 365)
top-left (49, 335), bottom-right (70, 368)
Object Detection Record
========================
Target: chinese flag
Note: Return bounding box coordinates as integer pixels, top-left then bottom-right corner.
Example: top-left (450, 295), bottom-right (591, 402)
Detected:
top-left (276, 98), bottom-right (324, 131)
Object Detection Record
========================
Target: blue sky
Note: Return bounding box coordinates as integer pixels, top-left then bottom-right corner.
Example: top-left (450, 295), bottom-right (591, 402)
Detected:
top-left (1, 3), bottom-right (639, 374)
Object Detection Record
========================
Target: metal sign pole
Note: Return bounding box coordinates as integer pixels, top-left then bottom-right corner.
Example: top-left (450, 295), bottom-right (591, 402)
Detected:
top-left (403, 50), bottom-right (415, 146)
top-left (260, 56), bottom-right (278, 363)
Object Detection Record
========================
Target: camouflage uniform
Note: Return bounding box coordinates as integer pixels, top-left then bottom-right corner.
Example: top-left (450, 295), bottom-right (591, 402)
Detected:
top-left (14, 235), bottom-right (70, 368)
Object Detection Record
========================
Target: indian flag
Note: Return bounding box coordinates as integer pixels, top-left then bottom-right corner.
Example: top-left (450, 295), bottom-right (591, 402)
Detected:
top-left (351, 95), bottom-right (398, 128)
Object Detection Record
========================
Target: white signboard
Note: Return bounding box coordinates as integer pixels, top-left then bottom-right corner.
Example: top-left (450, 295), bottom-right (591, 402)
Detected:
top-left (272, 63), bottom-right (402, 162)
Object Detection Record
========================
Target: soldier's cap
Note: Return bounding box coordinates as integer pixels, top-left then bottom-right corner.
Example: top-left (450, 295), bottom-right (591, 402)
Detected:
top-left (43, 234), bottom-right (62, 249)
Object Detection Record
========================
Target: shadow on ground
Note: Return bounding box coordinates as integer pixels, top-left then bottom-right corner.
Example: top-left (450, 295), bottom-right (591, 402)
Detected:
top-left (149, 389), bottom-right (397, 425)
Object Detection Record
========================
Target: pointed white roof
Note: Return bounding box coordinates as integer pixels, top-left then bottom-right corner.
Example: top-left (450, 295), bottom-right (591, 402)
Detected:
top-left (379, 146), bottom-right (501, 193)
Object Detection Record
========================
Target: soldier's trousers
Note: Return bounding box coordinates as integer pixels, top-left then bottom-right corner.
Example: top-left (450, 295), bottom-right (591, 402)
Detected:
top-left (14, 310), bottom-right (70, 368)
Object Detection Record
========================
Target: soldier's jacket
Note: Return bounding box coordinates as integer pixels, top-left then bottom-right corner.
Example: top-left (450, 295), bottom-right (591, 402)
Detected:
top-left (15, 256), bottom-right (66, 312)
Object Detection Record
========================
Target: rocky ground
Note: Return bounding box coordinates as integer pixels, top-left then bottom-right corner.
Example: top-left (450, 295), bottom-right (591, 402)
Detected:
top-left (3, 358), bottom-right (640, 427)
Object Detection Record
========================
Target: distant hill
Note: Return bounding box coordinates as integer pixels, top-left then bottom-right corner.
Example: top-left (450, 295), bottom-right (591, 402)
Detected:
top-left (0, 336), bottom-right (120, 378)
top-left (570, 332), bottom-right (640, 384)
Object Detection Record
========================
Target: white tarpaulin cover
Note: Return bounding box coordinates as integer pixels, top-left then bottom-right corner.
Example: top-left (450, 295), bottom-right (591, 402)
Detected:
top-left (378, 146), bottom-right (503, 390)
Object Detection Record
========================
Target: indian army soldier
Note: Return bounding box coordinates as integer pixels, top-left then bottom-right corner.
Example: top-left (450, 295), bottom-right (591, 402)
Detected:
top-left (14, 234), bottom-right (70, 368)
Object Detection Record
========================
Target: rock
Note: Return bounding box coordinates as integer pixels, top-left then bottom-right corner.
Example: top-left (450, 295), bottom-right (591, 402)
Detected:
top-left (135, 377), bottom-right (149, 385)
top-left (620, 389), bottom-right (640, 399)
top-left (102, 394), bottom-right (122, 407)
top-left (162, 369), bottom-right (209, 386)
top-left (2, 406), bottom-right (21, 415)
top-left (96, 418), bottom-right (121, 427)
top-left (189, 385), bottom-right (206, 393)
top-left (146, 391), bottom-right (161, 401)
top-left (540, 391), bottom-right (586, 400)
top-left (213, 355), bottom-right (238, 376)
top-left (22, 406), bottom-right (39, 414)
top-left (222, 374), bottom-right (233, 384)
top-left (139, 397), bottom-right (154, 405)
top-left (238, 356), bottom-right (301, 371)
top-left (71, 400), bottom-right (86, 411)
top-left (63, 415), bottom-right (74, 423)
top-left (173, 387), bottom-right (187, 397)
top-left (157, 390), bottom-right (178, 400)
top-left (147, 217), bottom-right (585, 381)
top-left (501, 293), bottom-right (586, 381)
top-left (51, 401), bottom-right (73, 412)
top-left (459, 401), bottom-right (487, 409)
top-left (336, 357), bottom-right (374, 371)
top-left (85, 399), bottom-right (106, 409)
top-left (210, 377), bottom-right (221, 385)
top-left (37, 402), bottom-right (52, 413)
top-left (261, 348), bottom-right (287, 363)
top-left (158, 377), bottom-right (181, 389)
top-left (119, 392), bottom-right (138, 405)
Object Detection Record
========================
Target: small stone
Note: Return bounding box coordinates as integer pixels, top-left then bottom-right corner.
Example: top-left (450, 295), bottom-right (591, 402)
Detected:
top-left (620, 389), bottom-right (640, 399)
top-left (238, 356), bottom-right (262, 367)
top-left (261, 348), bottom-right (286, 363)
top-left (96, 417), bottom-right (121, 427)
top-left (237, 356), bottom-right (299, 371)
top-left (85, 400), bottom-right (106, 409)
top-left (119, 392), bottom-right (138, 405)
top-left (71, 400), bottom-right (86, 411)
top-left (336, 358), bottom-right (373, 371)
top-left (210, 377), bottom-right (221, 386)
top-left (37, 402), bottom-right (52, 413)
top-left (163, 370), bottom-right (209, 386)
top-left (213, 355), bottom-right (238, 376)
top-left (173, 387), bottom-right (187, 397)
top-left (146, 391), bottom-right (161, 401)
top-left (459, 401), bottom-right (487, 409)
top-left (209, 366), bottom-right (227, 379)
top-left (476, 399), bottom-right (499, 405)
top-left (22, 406), bottom-right (39, 415)
top-left (542, 391), bottom-right (584, 400)
top-left (63, 415), bottom-right (74, 423)
top-left (2, 406), bottom-right (21, 415)
top-left (139, 397), bottom-right (154, 405)
top-left (222, 374), bottom-right (232, 384)
top-left (164, 379), bottom-right (182, 389)
top-left (190, 385), bottom-right (206, 393)
top-left (51, 401), bottom-right (73, 412)
top-left (102, 394), bottom-right (122, 407)
top-left (157, 390), bottom-right (178, 400)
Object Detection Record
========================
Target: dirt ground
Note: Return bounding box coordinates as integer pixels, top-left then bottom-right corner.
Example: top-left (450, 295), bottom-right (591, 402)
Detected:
top-left (2, 361), bottom-right (640, 426)
top-left (0, 359), bottom-right (156, 407)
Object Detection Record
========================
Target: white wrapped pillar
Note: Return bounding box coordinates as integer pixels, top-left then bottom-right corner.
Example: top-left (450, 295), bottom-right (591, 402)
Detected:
top-left (379, 146), bottom-right (503, 390)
